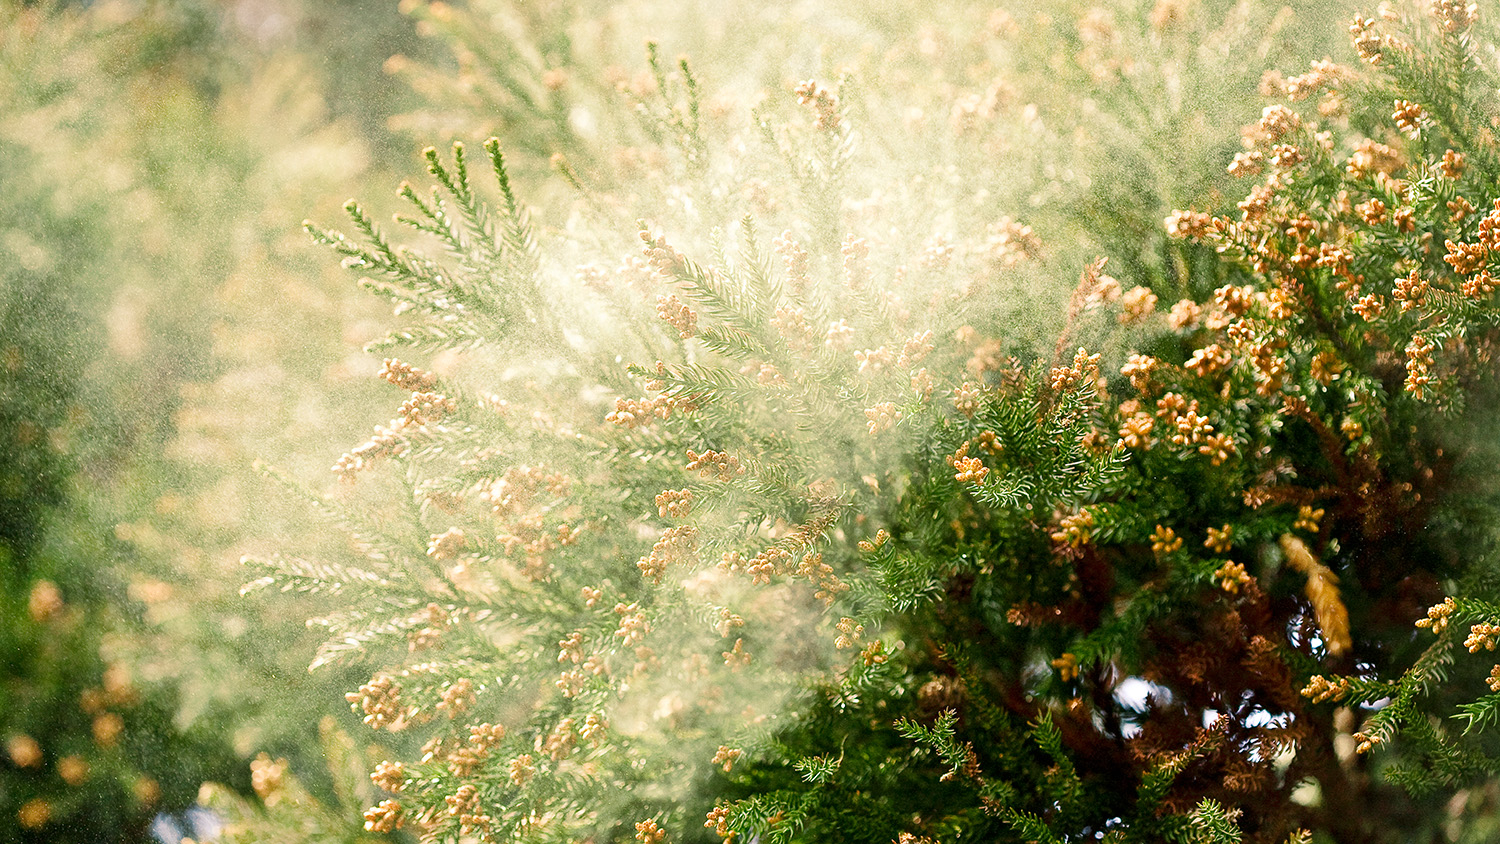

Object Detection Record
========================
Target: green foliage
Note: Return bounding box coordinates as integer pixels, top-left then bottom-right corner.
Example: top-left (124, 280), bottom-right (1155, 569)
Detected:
top-left (245, 2), bottom-right (1500, 844)
top-left (1187, 799), bottom-right (1244, 844)
top-left (39, 0), bottom-right (1500, 842)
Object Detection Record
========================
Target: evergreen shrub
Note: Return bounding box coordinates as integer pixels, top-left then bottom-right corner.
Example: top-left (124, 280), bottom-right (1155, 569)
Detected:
top-left (258, 1), bottom-right (1500, 842)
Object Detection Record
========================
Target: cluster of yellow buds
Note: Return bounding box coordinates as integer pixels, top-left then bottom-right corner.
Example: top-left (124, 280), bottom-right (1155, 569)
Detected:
top-left (1118, 410), bottom-right (1154, 450)
top-left (607, 395), bottom-right (682, 427)
top-left (1049, 347), bottom-right (1102, 394)
top-left (1404, 334), bottom-right (1437, 399)
top-left (754, 362), bottom-right (785, 387)
top-left (1270, 144), bottom-right (1305, 168)
top-left (1214, 561), bottom-right (1252, 594)
top-left (952, 381), bottom-right (982, 417)
top-left (398, 391), bottom-right (456, 426)
top-left (1150, 525), bottom-right (1184, 554)
top-left (345, 675), bottom-right (407, 730)
top-left (654, 488), bottom-right (694, 519)
top-left (363, 800), bottom-right (404, 833)
top-left (857, 530), bottom-right (891, 553)
top-left (770, 305), bottom-right (813, 349)
top-left (865, 402), bottom-right (901, 435)
top-left (948, 442), bottom-right (989, 484)
top-left (1051, 653), bottom-right (1079, 682)
top-left (639, 230), bottom-right (686, 277)
top-left (437, 678), bottom-right (475, 717)
top-left (952, 454), bottom-right (988, 484)
top-left (918, 233), bottom-right (953, 269)
top-left (1283, 58), bottom-right (1349, 101)
top-left (1460, 270), bottom-right (1495, 299)
top-left (635, 820), bottom-right (667, 844)
top-left (1169, 405), bottom-right (1215, 448)
top-left (686, 449), bottom-right (744, 481)
top-left (715, 608), bottom-right (744, 637)
top-left (1356, 198), bottom-right (1387, 226)
top-left (745, 547), bottom-right (791, 585)
top-left (705, 805), bottom-right (733, 839)
top-left (579, 713), bottom-right (607, 745)
top-left (656, 294), bottom-right (698, 338)
top-left (1050, 509), bottom-right (1096, 548)
top-left (722, 638), bottom-right (751, 669)
top-left (637, 526), bottom-right (698, 584)
top-left (481, 464), bottom-right (571, 516)
top-left (1258, 104), bottom-right (1302, 140)
top-left (541, 718), bottom-right (577, 761)
top-left (1415, 596), bottom-right (1457, 635)
top-left (445, 783), bottom-right (492, 836)
top-left (835, 617), bottom-right (864, 650)
top-left (1441, 149), bottom-right (1467, 179)
top-left (986, 217), bottom-right (1042, 266)
top-left (1465, 621), bottom-right (1500, 653)
top-left (1430, 0), bottom-right (1478, 34)
top-left (1185, 344), bottom-right (1232, 379)
top-left (1293, 504), bottom-right (1325, 533)
top-left (6, 737), bottom-right (41, 767)
top-left (1346, 138), bottom-right (1404, 177)
top-left (1119, 286), bottom-right (1158, 325)
top-left (378, 357), bottom-right (437, 391)
top-left (898, 330), bottom-right (934, 368)
top-left (711, 745), bottom-right (744, 772)
top-left (250, 753), bottom-right (287, 802)
top-left (445, 723), bottom-right (505, 777)
top-left (1391, 99), bottom-right (1424, 134)
top-left (796, 552), bottom-right (848, 605)
top-left (824, 318), bottom-right (854, 350)
top-left (370, 760), bottom-right (405, 793)
top-left (557, 631), bottom-right (586, 665)
top-left (27, 580), bottom-right (63, 622)
top-left (1393, 269), bottom-right (1429, 312)
top-left (507, 753), bottom-right (535, 786)
top-left (1352, 293), bottom-right (1384, 322)
top-left (1168, 298), bottom-right (1204, 330)
top-left (1204, 525), bottom-right (1234, 554)
top-left (333, 421), bottom-right (405, 481)
top-left (1228, 150), bottom-right (1264, 179)
top-left (1309, 351), bottom-right (1346, 386)
top-left (1166, 209), bottom-right (1213, 239)
top-left (854, 346), bottom-right (893, 374)
top-left (1443, 239), bottom-right (1486, 276)
top-left (1351, 730), bottom-right (1381, 755)
top-left (906, 368), bottom-right (930, 404)
top-left (613, 603), bottom-right (650, 646)
top-left (1300, 674), bottom-right (1352, 703)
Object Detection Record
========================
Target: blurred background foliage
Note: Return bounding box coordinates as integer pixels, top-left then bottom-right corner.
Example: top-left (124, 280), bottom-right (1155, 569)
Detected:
top-left (1, 0), bottom-right (418, 838)
top-left (0, 0), bottom-right (1386, 840)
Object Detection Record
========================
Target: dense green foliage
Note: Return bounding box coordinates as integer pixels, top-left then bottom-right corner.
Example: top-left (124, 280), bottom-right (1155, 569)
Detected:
top-left (22, 0), bottom-right (1500, 843)
top-left (250, 2), bottom-right (1500, 843)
